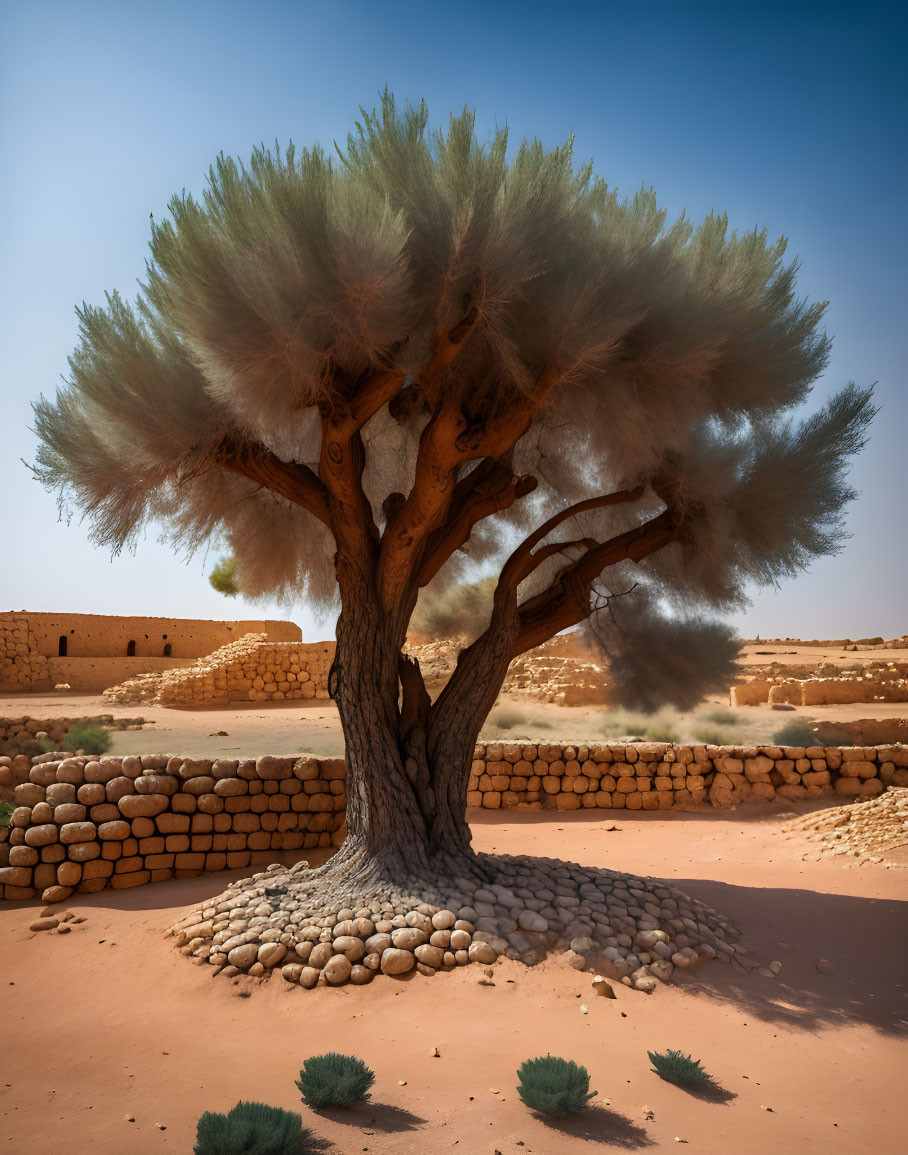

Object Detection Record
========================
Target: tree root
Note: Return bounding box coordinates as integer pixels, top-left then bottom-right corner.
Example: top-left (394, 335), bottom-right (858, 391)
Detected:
top-left (168, 847), bottom-right (756, 991)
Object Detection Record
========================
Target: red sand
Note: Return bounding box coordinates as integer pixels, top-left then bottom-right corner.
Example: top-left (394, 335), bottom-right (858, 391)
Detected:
top-left (3, 806), bottom-right (906, 1154)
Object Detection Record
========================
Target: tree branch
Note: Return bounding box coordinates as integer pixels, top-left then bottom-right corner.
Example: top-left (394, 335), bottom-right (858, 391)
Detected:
top-left (509, 507), bottom-right (676, 657)
top-left (417, 463), bottom-right (538, 587)
top-left (495, 486), bottom-right (645, 603)
top-left (216, 438), bottom-right (332, 527)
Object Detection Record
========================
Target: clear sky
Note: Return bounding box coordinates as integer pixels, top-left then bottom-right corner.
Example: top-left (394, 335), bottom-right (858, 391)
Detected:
top-left (1, 0), bottom-right (905, 641)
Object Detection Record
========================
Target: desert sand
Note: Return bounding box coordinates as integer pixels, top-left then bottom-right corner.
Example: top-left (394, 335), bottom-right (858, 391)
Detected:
top-left (2, 799), bottom-right (906, 1153)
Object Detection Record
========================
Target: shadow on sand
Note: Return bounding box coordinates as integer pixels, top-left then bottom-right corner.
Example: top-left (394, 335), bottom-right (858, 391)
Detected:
top-left (314, 1101), bottom-right (426, 1132)
top-left (535, 1103), bottom-right (655, 1147)
top-left (671, 877), bottom-right (908, 1038)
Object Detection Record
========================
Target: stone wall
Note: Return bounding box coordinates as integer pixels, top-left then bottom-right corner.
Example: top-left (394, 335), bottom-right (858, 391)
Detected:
top-left (465, 740), bottom-right (908, 810)
top-left (3, 741), bottom-right (907, 903)
top-left (731, 661), bottom-right (908, 707)
top-left (104, 636), bottom-right (334, 706)
top-left (0, 752), bottom-right (346, 902)
top-left (0, 613), bottom-right (302, 693)
top-left (0, 714), bottom-right (146, 759)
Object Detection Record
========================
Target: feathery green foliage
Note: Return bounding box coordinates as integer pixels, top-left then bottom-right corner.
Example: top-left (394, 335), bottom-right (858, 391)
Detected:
top-left (516, 1054), bottom-right (596, 1114)
top-left (31, 91), bottom-right (874, 713)
top-left (648, 1048), bottom-right (710, 1086)
top-left (0, 802), bottom-right (14, 828)
top-left (295, 1052), bottom-right (375, 1109)
top-left (62, 722), bottom-right (112, 755)
top-left (209, 554), bottom-right (240, 597)
top-left (193, 1100), bottom-right (321, 1155)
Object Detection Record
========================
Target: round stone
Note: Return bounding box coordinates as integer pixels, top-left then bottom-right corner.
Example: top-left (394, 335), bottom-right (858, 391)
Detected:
top-left (381, 947), bottom-right (416, 975)
top-left (332, 935), bottom-right (366, 962)
top-left (414, 944), bottom-right (445, 968)
top-left (449, 929), bottom-right (472, 950)
top-left (298, 966), bottom-right (320, 989)
top-left (431, 909), bottom-right (456, 930)
top-left (350, 964), bottom-right (374, 985)
top-left (468, 941), bottom-right (498, 964)
top-left (227, 943), bottom-right (259, 969)
top-left (323, 954), bottom-right (352, 985)
top-left (308, 942), bottom-right (334, 970)
top-left (282, 963), bottom-right (304, 983)
top-left (391, 927), bottom-right (427, 951)
top-left (257, 942), bottom-right (287, 967)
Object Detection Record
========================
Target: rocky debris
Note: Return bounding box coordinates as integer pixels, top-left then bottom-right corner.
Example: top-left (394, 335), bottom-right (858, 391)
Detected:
top-left (165, 851), bottom-right (751, 992)
top-left (780, 787), bottom-right (908, 861)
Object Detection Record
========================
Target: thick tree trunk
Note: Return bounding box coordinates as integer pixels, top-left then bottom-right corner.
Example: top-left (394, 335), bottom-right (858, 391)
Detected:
top-left (329, 583), bottom-right (486, 886)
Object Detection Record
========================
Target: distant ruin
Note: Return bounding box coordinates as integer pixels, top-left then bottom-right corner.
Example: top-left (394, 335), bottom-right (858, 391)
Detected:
top-left (0, 613), bottom-right (301, 694)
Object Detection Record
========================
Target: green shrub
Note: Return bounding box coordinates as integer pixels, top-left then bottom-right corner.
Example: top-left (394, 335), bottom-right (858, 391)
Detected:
top-left (296, 1052), bottom-right (375, 1109)
top-left (648, 1048), bottom-right (710, 1086)
top-left (701, 708), bottom-right (738, 726)
top-left (599, 710), bottom-right (679, 742)
top-left (646, 722), bottom-right (681, 743)
top-left (193, 1100), bottom-right (320, 1155)
top-left (771, 718), bottom-right (817, 747)
top-left (209, 555), bottom-right (240, 597)
top-left (516, 1054), bottom-right (596, 1115)
top-left (61, 723), bottom-right (112, 755)
top-left (19, 737), bottom-right (55, 758)
top-left (690, 722), bottom-right (742, 746)
top-left (487, 707), bottom-right (528, 731)
top-left (0, 802), bottom-right (14, 828)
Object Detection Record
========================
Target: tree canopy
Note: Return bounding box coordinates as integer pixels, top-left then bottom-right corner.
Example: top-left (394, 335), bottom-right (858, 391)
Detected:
top-left (33, 93), bottom-right (874, 712)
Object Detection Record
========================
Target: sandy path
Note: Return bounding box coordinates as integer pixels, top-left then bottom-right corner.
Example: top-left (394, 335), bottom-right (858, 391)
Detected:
top-left (3, 808), bottom-right (906, 1154)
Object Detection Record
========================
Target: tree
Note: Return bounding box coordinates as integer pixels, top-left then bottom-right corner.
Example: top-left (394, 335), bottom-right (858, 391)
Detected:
top-left (208, 555), bottom-right (240, 597)
top-left (32, 96), bottom-right (873, 972)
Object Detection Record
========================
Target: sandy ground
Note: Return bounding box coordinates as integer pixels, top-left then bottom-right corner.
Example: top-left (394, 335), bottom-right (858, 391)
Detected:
top-left (3, 688), bottom-right (908, 762)
top-left (2, 805), bottom-right (906, 1154)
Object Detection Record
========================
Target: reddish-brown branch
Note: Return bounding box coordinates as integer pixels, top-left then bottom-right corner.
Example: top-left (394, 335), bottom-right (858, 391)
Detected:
top-left (510, 508), bottom-right (676, 657)
top-left (379, 362), bottom-right (563, 610)
top-left (217, 440), bottom-right (332, 528)
top-left (417, 467), bottom-right (538, 587)
top-left (495, 485), bottom-right (645, 601)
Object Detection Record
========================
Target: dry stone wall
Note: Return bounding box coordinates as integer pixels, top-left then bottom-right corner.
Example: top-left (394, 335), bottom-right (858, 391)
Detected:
top-left (0, 714), bottom-right (146, 759)
top-left (731, 661), bottom-right (908, 707)
top-left (465, 740), bottom-right (908, 811)
top-left (103, 636), bottom-right (333, 706)
top-left (3, 741), bottom-right (906, 903)
top-left (0, 753), bottom-right (346, 902)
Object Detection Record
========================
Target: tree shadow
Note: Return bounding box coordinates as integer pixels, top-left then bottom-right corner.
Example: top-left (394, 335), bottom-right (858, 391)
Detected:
top-left (659, 1078), bottom-right (737, 1105)
top-left (671, 877), bottom-right (908, 1038)
top-left (534, 1103), bottom-right (654, 1147)
top-left (314, 1101), bottom-right (426, 1132)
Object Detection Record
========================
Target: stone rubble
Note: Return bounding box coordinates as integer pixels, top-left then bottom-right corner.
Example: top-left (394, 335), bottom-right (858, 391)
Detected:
top-left (780, 786), bottom-right (908, 862)
top-left (166, 851), bottom-right (751, 993)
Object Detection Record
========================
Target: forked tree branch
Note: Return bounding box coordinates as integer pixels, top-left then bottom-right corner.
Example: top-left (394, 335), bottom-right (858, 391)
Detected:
top-left (216, 438), bottom-right (332, 528)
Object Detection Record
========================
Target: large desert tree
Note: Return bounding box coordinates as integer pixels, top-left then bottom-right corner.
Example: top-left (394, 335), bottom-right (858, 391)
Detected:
top-left (34, 95), bottom-right (872, 905)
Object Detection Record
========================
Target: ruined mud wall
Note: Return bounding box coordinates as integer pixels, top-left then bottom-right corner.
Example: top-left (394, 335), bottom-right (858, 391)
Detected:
top-left (1, 753), bottom-right (345, 901)
top-left (0, 613), bottom-right (302, 693)
top-left (104, 637), bottom-right (334, 706)
top-left (3, 742), bottom-right (905, 903)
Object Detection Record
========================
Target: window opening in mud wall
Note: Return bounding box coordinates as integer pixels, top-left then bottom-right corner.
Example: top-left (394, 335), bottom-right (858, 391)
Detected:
top-left (126, 639), bottom-right (136, 656)
top-left (163, 643), bottom-right (172, 657)
top-left (58, 635), bottom-right (67, 657)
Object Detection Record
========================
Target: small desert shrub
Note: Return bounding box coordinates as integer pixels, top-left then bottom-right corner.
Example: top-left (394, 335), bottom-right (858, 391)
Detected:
top-left (0, 802), bottom-right (14, 827)
top-left (209, 554), bottom-right (240, 597)
top-left (691, 722), bottom-right (742, 746)
top-left (61, 722), bottom-right (112, 755)
top-left (296, 1052), bottom-right (375, 1109)
top-left (701, 707), bottom-right (738, 726)
top-left (516, 1054), bottom-right (596, 1115)
top-left (648, 1048), bottom-right (710, 1087)
top-left (487, 707), bottom-right (528, 731)
top-left (193, 1100), bottom-right (319, 1155)
top-left (600, 710), bottom-right (678, 742)
top-left (19, 737), bottom-right (55, 759)
top-left (771, 718), bottom-right (817, 747)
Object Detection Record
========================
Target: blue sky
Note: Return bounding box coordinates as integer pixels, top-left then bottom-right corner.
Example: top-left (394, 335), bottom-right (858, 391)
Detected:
top-left (1, 0), bottom-right (905, 641)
